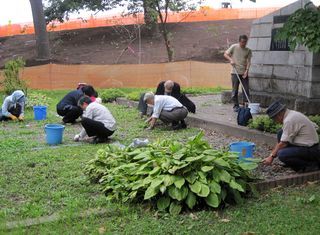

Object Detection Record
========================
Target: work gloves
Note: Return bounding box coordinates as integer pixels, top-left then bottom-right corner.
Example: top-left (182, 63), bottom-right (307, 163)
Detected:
top-left (9, 114), bottom-right (18, 121)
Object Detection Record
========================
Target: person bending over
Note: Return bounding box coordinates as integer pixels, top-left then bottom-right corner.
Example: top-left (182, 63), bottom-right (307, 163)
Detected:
top-left (144, 92), bottom-right (188, 130)
top-left (74, 96), bottom-right (116, 144)
top-left (57, 85), bottom-right (99, 123)
top-left (263, 101), bottom-right (320, 172)
top-left (138, 80), bottom-right (195, 116)
top-left (0, 90), bottom-right (26, 121)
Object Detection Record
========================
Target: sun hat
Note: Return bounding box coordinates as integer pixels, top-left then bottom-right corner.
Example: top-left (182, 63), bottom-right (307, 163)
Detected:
top-left (143, 92), bottom-right (154, 102)
top-left (266, 101), bottom-right (286, 118)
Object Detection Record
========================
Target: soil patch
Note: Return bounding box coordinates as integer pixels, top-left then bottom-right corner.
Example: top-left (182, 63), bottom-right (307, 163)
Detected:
top-left (0, 19), bottom-right (252, 68)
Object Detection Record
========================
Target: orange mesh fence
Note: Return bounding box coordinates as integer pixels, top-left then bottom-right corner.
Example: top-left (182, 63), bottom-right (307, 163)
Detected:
top-left (0, 7), bottom-right (278, 37)
top-left (0, 61), bottom-right (232, 90)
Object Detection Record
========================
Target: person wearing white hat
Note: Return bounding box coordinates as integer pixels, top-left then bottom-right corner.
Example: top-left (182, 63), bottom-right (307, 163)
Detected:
top-left (144, 92), bottom-right (188, 130)
top-left (263, 101), bottom-right (320, 172)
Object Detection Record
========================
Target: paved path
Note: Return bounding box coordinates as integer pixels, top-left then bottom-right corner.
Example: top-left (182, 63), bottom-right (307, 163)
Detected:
top-left (189, 94), bottom-right (238, 126)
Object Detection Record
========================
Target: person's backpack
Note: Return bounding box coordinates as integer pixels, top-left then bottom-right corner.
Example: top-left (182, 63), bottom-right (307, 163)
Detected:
top-left (178, 94), bottom-right (196, 113)
top-left (237, 107), bottom-right (252, 126)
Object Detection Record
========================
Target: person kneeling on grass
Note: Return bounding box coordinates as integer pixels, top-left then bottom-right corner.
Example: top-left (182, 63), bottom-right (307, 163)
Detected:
top-left (0, 90), bottom-right (25, 122)
top-left (144, 92), bottom-right (188, 130)
top-left (74, 96), bottom-right (116, 144)
top-left (263, 101), bottom-right (320, 172)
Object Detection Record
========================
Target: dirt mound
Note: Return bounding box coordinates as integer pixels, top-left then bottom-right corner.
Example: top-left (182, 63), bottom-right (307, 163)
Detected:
top-left (0, 19), bottom-right (252, 67)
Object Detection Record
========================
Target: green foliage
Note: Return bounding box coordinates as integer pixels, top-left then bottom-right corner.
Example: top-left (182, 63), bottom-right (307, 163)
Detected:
top-left (25, 92), bottom-right (51, 109)
top-left (85, 132), bottom-right (258, 214)
top-left (277, 3), bottom-right (320, 53)
top-left (309, 115), bottom-right (320, 135)
top-left (99, 89), bottom-right (126, 102)
top-left (182, 87), bottom-right (224, 95)
top-left (249, 115), bottom-right (320, 135)
top-left (0, 58), bottom-right (28, 95)
top-left (248, 115), bottom-right (282, 134)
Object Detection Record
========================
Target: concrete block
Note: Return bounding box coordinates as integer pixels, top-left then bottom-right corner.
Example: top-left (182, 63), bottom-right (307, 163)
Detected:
top-left (252, 51), bottom-right (290, 65)
top-left (250, 77), bottom-right (272, 93)
top-left (280, 0), bottom-right (304, 16)
top-left (250, 23), bottom-right (273, 38)
top-left (273, 65), bottom-right (311, 81)
top-left (249, 64), bottom-right (273, 78)
top-left (257, 38), bottom-right (272, 51)
top-left (288, 52), bottom-right (306, 66)
top-left (247, 38), bottom-right (258, 51)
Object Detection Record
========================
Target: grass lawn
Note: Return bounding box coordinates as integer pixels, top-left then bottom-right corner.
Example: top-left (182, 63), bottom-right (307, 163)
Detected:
top-left (0, 90), bottom-right (320, 234)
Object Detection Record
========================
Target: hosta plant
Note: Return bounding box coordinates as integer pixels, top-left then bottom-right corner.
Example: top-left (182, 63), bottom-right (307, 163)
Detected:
top-left (85, 132), bottom-right (258, 215)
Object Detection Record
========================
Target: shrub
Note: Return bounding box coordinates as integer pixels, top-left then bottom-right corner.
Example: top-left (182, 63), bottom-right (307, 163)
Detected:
top-left (25, 92), bottom-right (51, 109)
top-left (100, 89), bottom-right (125, 102)
top-left (126, 91), bottom-right (142, 101)
top-left (0, 58), bottom-right (28, 95)
top-left (85, 132), bottom-right (258, 215)
top-left (248, 115), bottom-right (282, 134)
top-left (182, 87), bottom-right (224, 95)
top-left (309, 115), bottom-right (320, 134)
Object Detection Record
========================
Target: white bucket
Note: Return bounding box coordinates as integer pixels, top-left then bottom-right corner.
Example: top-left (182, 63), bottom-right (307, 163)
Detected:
top-left (248, 103), bottom-right (261, 114)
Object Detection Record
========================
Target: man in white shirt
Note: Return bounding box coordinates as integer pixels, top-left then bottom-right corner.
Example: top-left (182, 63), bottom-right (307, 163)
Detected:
top-left (74, 96), bottom-right (116, 144)
top-left (263, 101), bottom-right (320, 172)
top-left (144, 92), bottom-right (188, 130)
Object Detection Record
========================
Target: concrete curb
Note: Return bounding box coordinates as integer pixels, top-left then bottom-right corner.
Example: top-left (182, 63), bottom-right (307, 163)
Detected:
top-left (186, 116), bottom-right (277, 147)
top-left (254, 170), bottom-right (320, 192)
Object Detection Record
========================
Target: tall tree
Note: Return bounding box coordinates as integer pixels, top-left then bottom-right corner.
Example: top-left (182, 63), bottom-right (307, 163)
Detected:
top-left (29, 0), bottom-right (50, 60)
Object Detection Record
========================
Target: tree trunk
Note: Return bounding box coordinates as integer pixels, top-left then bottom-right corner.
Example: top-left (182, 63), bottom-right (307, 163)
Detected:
top-left (29, 0), bottom-right (50, 60)
top-left (143, 0), bottom-right (159, 37)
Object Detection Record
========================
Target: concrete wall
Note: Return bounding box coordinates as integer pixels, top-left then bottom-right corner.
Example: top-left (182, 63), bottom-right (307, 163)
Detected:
top-left (248, 0), bottom-right (320, 114)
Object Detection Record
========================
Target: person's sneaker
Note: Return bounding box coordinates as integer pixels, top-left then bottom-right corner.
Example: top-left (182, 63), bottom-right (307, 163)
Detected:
top-left (233, 106), bottom-right (240, 112)
top-left (180, 120), bottom-right (187, 129)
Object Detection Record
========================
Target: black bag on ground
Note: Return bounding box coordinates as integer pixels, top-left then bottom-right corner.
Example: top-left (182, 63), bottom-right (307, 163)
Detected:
top-left (178, 94), bottom-right (196, 113)
top-left (237, 107), bottom-right (252, 126)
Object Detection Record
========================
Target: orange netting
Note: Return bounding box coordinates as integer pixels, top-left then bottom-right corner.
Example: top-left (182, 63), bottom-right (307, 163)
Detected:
top-left (0, 7), bottom-right (278, 37)
top-left (0, 61), bottom-right (232, 90)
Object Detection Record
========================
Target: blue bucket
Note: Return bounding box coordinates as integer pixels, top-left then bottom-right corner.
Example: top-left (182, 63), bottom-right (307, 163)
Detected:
top-left (33, 106), bottom-right (47, 120)
top-left (45, 124), bottom-right (65, 145)
top-left (229, 142), bottom-right (255, 159)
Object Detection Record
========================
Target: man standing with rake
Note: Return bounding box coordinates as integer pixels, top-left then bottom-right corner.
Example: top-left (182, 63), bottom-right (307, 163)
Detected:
top-left (224, 35), bottom-right (252, 112)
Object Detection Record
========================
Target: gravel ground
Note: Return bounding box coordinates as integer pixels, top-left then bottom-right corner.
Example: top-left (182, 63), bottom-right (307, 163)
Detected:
top-left (204, 129), bottom-right (297, 180)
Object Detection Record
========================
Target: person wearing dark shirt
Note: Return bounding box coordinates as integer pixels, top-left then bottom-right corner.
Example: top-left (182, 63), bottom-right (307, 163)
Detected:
top-left (57, 89), bottom-right (84, 124)
top-left (138, 80), bottom-right (195, 118)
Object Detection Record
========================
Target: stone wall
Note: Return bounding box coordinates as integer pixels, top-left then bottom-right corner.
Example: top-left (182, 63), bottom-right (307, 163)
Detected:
top-left (247, 0), bottom-right (320, 114)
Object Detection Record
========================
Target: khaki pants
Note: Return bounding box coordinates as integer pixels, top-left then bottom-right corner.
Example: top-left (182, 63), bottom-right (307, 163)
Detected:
top-left (159, 107), bottom-right (188, 123)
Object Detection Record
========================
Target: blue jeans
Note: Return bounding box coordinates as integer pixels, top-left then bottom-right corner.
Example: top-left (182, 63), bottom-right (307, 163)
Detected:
top-left (277, 129), bottom-right (320, 171)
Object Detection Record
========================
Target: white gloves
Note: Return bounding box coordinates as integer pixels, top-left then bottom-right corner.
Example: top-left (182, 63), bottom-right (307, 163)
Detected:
top-left (74, 134), bottom-right (80, 142)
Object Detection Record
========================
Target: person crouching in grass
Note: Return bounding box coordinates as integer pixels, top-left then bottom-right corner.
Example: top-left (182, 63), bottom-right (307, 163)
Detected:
top-left (74, 96), bottom-right (116, 144)
top-left (144, 92), bottom-right (188, 130)
top-left (0, 90), bottom-right (26, 121)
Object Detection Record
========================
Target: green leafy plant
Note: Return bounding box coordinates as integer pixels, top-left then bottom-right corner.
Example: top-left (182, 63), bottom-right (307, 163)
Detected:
top-left (25, 92), bottom-right (51, 109)
top-left (248, 116), bottom-right (282, 134)
top-left (277, 3), bottom-right (320, 53)
top-left (182, 87), bottom-right (224, 95)
top-left (85, 132), bottom-right (258, 215)
top-left (309, 115), bottom-right (320, 135)
top-left (0, 58), bottom-right (28, 95)
top-left (100, 89), bottom-right (125, 102)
